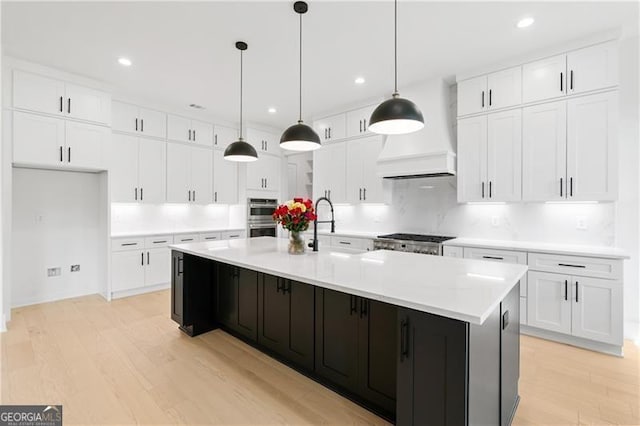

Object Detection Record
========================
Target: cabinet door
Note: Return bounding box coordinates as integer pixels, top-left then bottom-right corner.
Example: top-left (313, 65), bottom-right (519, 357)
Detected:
top-left (263, 155), bottom-right (281, 191)
top-left (258, 274), bottom-right (289, 355)
top-left (486, 109), bottom-right (521, 201)
top-left (522, 54), bottom-right (567, 103)
top-left (522, 101), bottom-right (567, 201)
top-left (566, 91), bottom-right (617, 201)
top-left (345, 139), bottom-right (365, 203)
top-left (314, 288), bottom-right (359, 393)
top-left (314, 113), bottom-right (346, 142)
top-left (171, 251), bottom-right (184, 325)
top-left (167, 114), bottom-right (191, 143)
top-left (396, 309), bottom-right (468, 426)
top-left (138, 107), bottom-right (167, 139)
top-left (111, 251), bottom-right (145, 292)
top-left (138, 139), bottom-right (166, 203)
top-left (65, 120), bottom-right (108, 170)
top-left (246, 158), bottom-right (266, 190)
top-left (110, 134), bottom-right (139, 202)
top-left (246, 128), bottom-right (268, 153)
top-left (358, 299), bottom-right (397, 415)
top-left (571, 277), bottom-right (622, 345)
top-left (190, 146), bottom-right (213, 204)
top-left (527, 271), bottom-right (571, 334)
top-left (166, 143), bottom-right (191, 203)
top-left (217, 264), bottom-right (238, 329)
top-left (191, 119), bottom-right (214, 147)
top-left (65, 83), bottom-right (110, 124)
top-left (567, 41), bottom-right (618, 94)
top-left (236, 268), bottom-right (258, 341)
top-left (213, 150), bottom-right (238, 204)
top-left (457, 115), bottom-right (487, 202)
top-left (112, 101), bottom-right (139, 134)
top-left (346, 104), bottom-right (377, 137)
top-left (287, 280), bottom-right (315, 370)
top-left (263, 131), bottom-right (281, 156)
top-left (13, 70), bottom-right (65, 116)
top-left (13, 111), bottom-right (65, 167)
top-left (313, 147), bottom-right (330, 199)
top-left (145, 248), bottom-right (171, 287)
top-left (487, 66), bottom-right (522, 110)
top-left (213, 125), bottom-right (238, 151)
top-left (327, 143), bottom-right (347, 203)
top-left (360, 136), bottom-right (385, 203)
top-left (457, 75), bottom-right (487, 116)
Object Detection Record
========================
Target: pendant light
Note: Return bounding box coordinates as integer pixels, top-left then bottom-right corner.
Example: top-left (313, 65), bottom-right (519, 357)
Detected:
top-left (225, 41), bottom-right (258, 162)
top-left (368, 0), bottom-right (424, 135)
top-left (279, 1), bottom-right (321, 152)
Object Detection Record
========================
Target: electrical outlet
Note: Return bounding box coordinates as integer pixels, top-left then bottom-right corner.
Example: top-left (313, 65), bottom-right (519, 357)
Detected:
top-left (70, 265), bottom-right (80, 272)
top-left (576, 216), bottom-right (588, 230)
top-left (491, 216), bottom-right (500, 227)
top-left (47, 267), bottom-right (61, 277)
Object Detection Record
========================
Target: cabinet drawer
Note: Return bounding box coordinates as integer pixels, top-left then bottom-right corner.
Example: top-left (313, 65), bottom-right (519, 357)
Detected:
top-left (112, 237), bottom-right (145, 252)
top-left (222, 230), bottom-right (245, 240)
top-left (200, 232), bottom-right (222, 241)
top-left (443, 246), bottom-right (463, 258)
top-left (330, 236), bottom-right (373, 251)
top-left (527, 252), bottom-right (622, 279)
top-left (463, 247), bottom-right (527, 296)
top-left (144, 235), bottom-right (174, 248)
top-left (174, 233), bottom-right (199, 243)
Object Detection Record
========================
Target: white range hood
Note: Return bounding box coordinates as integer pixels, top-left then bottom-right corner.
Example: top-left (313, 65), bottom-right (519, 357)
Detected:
top-left (376, 78), bottom-right (456, 179)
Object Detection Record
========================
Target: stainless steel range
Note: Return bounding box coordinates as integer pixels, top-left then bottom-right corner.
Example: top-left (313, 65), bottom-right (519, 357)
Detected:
top-left (373, 233), bottom-right (456, 256)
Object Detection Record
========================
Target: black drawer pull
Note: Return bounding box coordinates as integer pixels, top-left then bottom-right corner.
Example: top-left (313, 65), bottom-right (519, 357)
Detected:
top-left (181, 238), bottom-right (194, 242)
top-left (564, 280), bottom-right (568, 301)
top-left (400, 318), bottom-right (409, 361)
top-left (482, 255), bottom-right (504, 260)
top-left (558, 263), bottom-right (586, 268)
top-left (152, 240), bottom-right (167, 244)
top-left (339, 241), bottom-right (351, 245)
top-left (350, 295), bottom-right (357, 316)
top-left (229, 234), bottom-right (240, 238)
top-left (121, 242), bottom-right (138, 246)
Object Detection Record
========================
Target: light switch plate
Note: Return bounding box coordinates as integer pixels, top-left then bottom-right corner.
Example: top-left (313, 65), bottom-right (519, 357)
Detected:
top-left (576, 216), bottom-right (588, 230)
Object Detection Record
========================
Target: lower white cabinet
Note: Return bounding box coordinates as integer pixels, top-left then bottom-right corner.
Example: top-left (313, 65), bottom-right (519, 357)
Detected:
top-left (527, 271), bottom-right (572, 334)
top-left (330, 235), bottom-right (374, 251)
top-left (111, 250), bottom-right (147, 292)
top-left (462, 246), bottom-right (527, 297)
top-left (111, 235), bottom-right (174, 293)
top-left (443, 246), bottom-right (463, 258)
top-left (144, 248), bottom-right (172, 287)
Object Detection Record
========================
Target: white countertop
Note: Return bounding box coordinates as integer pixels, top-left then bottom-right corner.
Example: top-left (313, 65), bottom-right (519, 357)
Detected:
top-left (444, 237), bottom-right (629, 259)
top-left (112, 227), bottom-right (245, 239)
top-left (170, 237), bottom-right (527, 325)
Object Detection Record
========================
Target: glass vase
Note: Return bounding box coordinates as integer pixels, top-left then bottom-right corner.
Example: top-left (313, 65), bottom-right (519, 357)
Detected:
top-left (288, 231), bottom-right (306, 255)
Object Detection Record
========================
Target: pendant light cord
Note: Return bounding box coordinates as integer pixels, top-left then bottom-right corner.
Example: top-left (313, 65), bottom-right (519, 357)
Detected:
top-left (239, 48), bottom-right (244, 138)
top-left (299, 12), bottom-right (303, 122)
top-left (394, 0), bottom-right (398, 94)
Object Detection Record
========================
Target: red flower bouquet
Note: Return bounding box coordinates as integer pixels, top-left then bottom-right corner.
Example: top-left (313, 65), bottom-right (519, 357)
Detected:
top-left (272, 198), bottom-right (317, 233)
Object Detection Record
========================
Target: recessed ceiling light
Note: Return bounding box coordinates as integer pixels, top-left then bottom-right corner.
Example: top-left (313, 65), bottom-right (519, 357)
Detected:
top-left (118, 57), bottom-right (132, 67)
top-left (355, 76), bottom-right (366, 85)
top-left (516, 17), bottom-right (534, 28)
top-left (268, 107), bottom-right (277, 114)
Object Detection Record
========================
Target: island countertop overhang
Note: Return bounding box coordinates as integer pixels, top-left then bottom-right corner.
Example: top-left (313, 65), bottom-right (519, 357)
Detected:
top-left (170, 237), bottom-right (527, 325)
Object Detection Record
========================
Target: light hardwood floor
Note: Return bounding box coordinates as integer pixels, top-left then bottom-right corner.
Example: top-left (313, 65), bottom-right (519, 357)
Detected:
top-left (1, 290), bottom-right (638, 425)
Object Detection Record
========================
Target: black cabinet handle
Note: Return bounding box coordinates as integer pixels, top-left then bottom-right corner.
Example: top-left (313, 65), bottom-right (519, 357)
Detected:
top-left (135, 187), bottom-right (138, 201)
top-left (350, 295), bottom-right (357, 315)
top-left (489, 89), bottom-right (492, 106)
top-left (141, 119), bottom-right (144, 132)
top-left (265, 178), bottom-right (267, 188)
top-left (193, 129), bottom-right (196, 141)
top-left (135, 118), bottom-right (138, 131)
top-left (214, 134), bottom-right (218, 145)
top-left (68, 147), bottom-right (71, 163)
top-left (59, 146), bottom-right (63, 162)
top-left (140, 187), bottom-right (143, 201)
top-left (177, 258), bottom-right (183, 275)
top-left (564, 280), bottom-right (568, 301)
top-left (121, 242), bottom-right (138, 246)
top-left (359, 299), bottom-right (368, 318)
top-left (188, 129), bottom-right (192, 141)
top-left (67, 98), bottom-right (71, 114)
top-left (560, 72), bottom-right (563, 92)
top-left (141, 252), bottom-right (144, 266)
top-left (575, 281), bottom-right (579, 302)
top-left (188, 190), bottom-right (191, 202)
top-left (147, 251), bottom-right (150, 265)
top-left (482, 255), bottom-right (504, 260)
top-left (59, 96), bottom-right (63, 112)
top-left (265, 140), bottom-right (267, 151)
top-left (363, 188), bottom-right (366, 200)
top-left (328, 190), bottom-right (331, 199)
top-left (328, 128), bottom-right (331, 139)
top-left (482, 182), bottom-right (485, 198)
top-left (489, 181), bottom-right (492, 198)
top-left (339, 241), bottom-right (351, 245)
top-left (153, 240), bottom-right (167, 244)
top-left (181, 238), bottom-right (194, 242)
top-left (558, 263), bottom-right (586, 268)
top-left (276, 279), bottom-right (283, 293)
top-left (570, 70), bottom-right (574, 91)
top-left (481, 91), bottom-right (485, 108)
top-left (359, 120), bottom-right (363, 133)
top-left (400, 318), bottom-right (409, 362)
top-left (359, 188), bottom-right (362, 201)
top-left (193, 190), bottom-right (196, 202)
top-left (363, 119), bottom-right (367, 131)
top-left (214, 192), bottom-right (217, 202)
top-left (560, 177), bottom-right (563, 197)
top-left (570, 177), bottom-right (573, 197)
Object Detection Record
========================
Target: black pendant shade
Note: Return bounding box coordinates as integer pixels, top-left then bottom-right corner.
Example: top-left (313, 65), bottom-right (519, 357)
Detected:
top-left (368, 94), bottom-right (425, 135)
top-left (225, 41), bottom-right (258, 162)
top-left (280, 1), bottom-right (321, 152)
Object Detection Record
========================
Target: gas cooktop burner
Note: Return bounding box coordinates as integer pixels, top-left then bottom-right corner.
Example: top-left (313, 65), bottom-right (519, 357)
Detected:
top-left (376, 233), bottom-right (456, 243)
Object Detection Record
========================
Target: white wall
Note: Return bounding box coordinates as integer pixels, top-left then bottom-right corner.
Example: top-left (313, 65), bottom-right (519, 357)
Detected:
top-left (12, 168), bottom-right (107, 307)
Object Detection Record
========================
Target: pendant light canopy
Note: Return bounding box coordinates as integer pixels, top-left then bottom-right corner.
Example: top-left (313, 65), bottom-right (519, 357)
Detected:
top-left (369, 0), bottom-right (424, 135)
top-left (225, 41), bottom-right (258, 162)
top-left (280, 1), bottom-right (321, 152)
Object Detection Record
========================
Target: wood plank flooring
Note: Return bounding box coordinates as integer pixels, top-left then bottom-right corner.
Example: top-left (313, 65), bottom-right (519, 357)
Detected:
top-left (1, 289), bottom-right (638, 425)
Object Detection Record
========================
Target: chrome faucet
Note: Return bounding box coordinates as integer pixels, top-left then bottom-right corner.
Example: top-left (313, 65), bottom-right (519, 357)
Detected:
top-left (310, 197), bottom-right (335, 251)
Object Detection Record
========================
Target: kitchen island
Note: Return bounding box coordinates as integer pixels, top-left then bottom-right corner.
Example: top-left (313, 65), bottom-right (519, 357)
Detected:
top-left (170, 237), bottom-right (527, 425)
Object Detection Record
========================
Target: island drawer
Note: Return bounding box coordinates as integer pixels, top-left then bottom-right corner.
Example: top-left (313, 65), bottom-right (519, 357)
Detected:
top-left (144, 235), bottom-right (174, 248)
top-left (175, 233), bottom-right (200, 243)
top-left (528, 252), bottom-right (622, 279)
top-left (200, 232), bottom-right (222, 241)
top-left (463, 247), bottom-right (528, 296)
top-left (112, 237), bottom-right (145, 252)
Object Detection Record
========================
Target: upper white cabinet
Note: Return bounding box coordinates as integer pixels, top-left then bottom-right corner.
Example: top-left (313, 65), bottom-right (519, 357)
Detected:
top-left (112, 101), bottom-right (166, 139)
top-left (167, 114), bottom-right (213, 147)
top-left (345, 136), bottom-right (385, 203)
top-left (246, 128), bottom-right (280, 156)
top-left (13, 110), bottom-right (108, 171)
top-left (213, 150), bottom-right (238, 204)
top-left (166, 143), bottom-right (213, 204)
top-left (566, 41), bottom-right (618, 95)
top-left (110, 134), bottom-right (166, 203)
top-left (522, 54), bottom-right (567, 103)
top-left (314, 113), bottom-right (346, 142)
top-left (214, 125), bottom-right (239, 151)
top-left (457, 109), bottom-right (521, 202)
top-left (246, 154), bottom-right (281, 192)
top-left (13, 70), bottom-right (111, 125)
top-left (346, 104), bottom-right (377, 138)
top-left (313, 142), bottom-right (346, 203)
top-left (457, 66), bottom-right (521, 116)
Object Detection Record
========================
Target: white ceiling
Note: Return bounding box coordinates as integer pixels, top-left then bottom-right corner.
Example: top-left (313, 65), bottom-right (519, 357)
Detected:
top-left (2, 1), bottom-right (638, 129)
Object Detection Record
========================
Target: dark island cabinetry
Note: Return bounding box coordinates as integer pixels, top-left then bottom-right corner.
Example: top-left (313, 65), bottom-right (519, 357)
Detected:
top-left (217, 263), bottom-right (258, 341)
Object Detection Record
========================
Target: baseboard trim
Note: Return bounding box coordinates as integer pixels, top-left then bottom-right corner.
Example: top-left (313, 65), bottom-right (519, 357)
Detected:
top-left (521, 325), bottom-right (623, 356)
top-left (11, 288), bottom-right (100, 309)
top-left (110, 282), bottom-right (170, 300)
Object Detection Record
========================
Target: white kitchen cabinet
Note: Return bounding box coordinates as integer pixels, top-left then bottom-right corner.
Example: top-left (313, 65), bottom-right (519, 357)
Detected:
top-left (168, 114), bottom-right (213, 146)
top-left (246, 127), bottom-right (280, 156)
top-left (567, 41), bottom-right (618, 95)
top-left (13, 70), bottom-right (110, 125)
top-left (442, 246), bottom-right (463, 258)
top-left (527, 271), bottom-right (572, 334)
top-left (330, 236), bottom-right (374, 251)
top-left (463, 246), bottom-right (527, 297)
top-left (246, 154), bottom-right (281, 191)
top-left (457, 116), bottom-right (487, 202)
top-left (313, 142), bottom-right (346, 203)
top-left (111, 236), bottom-right (173, 294)
top-left (345, 136), bottom-right (385, 203)
top-left (522, 101), bottom-right (567, 201)
top-left (566, 91), bottom-right (617, 201)
top-left (314, 113), bottom-right (346, 142)
top-left (111, 250), bottom-right (146, 292)
top-left (190, 146), bottom-right (213, 204)
top-left (191, 119), bottom-right (214, 147)
top-left (13, 111), bottom-right (107, 171)
top-left (522, 54), bottom-right (567, 103)
top-left (346, 104), bottom-right (377, 137)
top-left (167, 143), bottom-right (212, 204)
top-left (138, 139), bottom-right (167, 203)
top-left (571, 277), bottom-right (622, 345)
top-left (200, 232), bottom-right (222, 241)
top-left (214, 125), bottom-right (238, 151)
top-left (213, 150), bottom-right (238, 204)
top-left (221, 230), bottom-right (245, 240)
top-left (144, 248), bottom-right (172, 287)
top-left (457, 67), bottom-right (521, 116)
top-left (457, 75), bottom-right (487, 116)
top-left (112, 101), bottom-right (167, 139)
